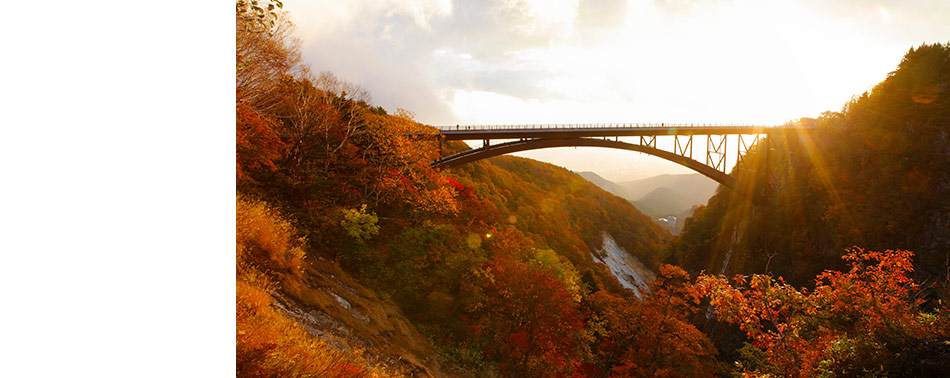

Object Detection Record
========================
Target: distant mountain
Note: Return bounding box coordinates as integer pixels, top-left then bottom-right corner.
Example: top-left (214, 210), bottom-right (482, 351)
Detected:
top-left (632, 186), bottom-right (692, 218)
top-left (577, 171), bottom-right (629, 198)
top-left (577, 172), bottom-right (719, 207)
top-left (619, 174), bottom-right (719, 204)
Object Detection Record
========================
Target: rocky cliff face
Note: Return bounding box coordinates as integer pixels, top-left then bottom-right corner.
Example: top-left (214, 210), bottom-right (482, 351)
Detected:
top-left (592, 233), bottom-right (656, 298)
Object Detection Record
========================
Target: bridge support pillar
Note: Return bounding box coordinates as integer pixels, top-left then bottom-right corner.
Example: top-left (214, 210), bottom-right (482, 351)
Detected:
top-left (674, 135), bottom-right (693, 159)
top-left (707, 134), bottom-right (727, 173)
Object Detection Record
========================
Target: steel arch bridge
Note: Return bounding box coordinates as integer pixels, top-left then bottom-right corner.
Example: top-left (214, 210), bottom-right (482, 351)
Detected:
top-left (430, 123), bottom-right (811, 202)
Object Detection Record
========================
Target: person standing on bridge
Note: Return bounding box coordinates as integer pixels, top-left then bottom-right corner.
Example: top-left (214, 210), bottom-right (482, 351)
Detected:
top-left (456, 124), bottom-right (459, 130)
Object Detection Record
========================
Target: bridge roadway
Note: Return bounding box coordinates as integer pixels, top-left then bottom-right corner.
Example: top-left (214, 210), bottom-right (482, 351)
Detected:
top-left (437, 123), bottom-right (783, 141)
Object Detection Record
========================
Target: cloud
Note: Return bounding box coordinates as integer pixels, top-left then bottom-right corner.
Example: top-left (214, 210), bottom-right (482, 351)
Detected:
top-left (385, 0), bottom-right (453, 30)
top-left (285, 0), bottom-right (596, 124)
top-left (575, 0), bottom-right (629, 29)
top-left (284, 0), bottom-right (459, 123)
top-left (430, 48), bottom-right (555, 100)
top-left (463, 68), bottom-right (552, 100)
top-left (650, 0), bottom-right (729, 14)
top-left (287, 0), bottom-right (452, 33)
top-left (428, 0), bottom-right (580, 61)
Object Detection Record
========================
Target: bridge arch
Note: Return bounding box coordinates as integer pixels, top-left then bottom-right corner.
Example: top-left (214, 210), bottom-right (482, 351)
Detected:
top-left (433, 137), bottom-right (759, 202)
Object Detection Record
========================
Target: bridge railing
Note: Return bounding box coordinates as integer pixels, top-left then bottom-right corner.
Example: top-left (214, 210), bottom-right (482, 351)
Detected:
top-left (435, 123), bottom-right (779, 131)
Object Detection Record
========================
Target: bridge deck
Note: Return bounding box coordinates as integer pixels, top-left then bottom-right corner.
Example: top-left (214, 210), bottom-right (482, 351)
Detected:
top-left (437, 123), bottom-right (787, 140)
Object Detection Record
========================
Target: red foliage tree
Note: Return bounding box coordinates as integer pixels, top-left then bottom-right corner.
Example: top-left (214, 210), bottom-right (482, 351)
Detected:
top-left (237, 102), bottom-right (285, 184)
top-left (479, 257), bottom-right (584, 378)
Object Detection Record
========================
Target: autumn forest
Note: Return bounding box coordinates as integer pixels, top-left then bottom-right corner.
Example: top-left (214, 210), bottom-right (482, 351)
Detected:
top-left (236, 2), bottom-right (950, 377)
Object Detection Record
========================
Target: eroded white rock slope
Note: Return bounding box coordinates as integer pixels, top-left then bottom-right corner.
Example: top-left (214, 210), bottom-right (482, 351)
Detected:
top-left (592, 233), bottom-right (656, 299)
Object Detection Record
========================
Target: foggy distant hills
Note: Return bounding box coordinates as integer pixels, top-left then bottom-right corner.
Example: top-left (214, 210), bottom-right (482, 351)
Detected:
top-left (619, 174), bottom-right (720, 207)
top-left (631, 186), bottom-right (692, 218)
top-left (576, 172), bottom-right (720, 233)
top-left (577, 171), bottom-right (629, 198)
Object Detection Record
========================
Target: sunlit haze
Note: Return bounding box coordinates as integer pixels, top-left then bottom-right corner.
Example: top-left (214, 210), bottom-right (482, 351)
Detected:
top-left (282, 0), bottom-right (949, 181)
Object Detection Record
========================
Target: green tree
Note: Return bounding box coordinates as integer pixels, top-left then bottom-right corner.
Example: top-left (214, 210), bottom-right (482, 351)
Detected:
top-left (340, 205), bottom-right (378, 243)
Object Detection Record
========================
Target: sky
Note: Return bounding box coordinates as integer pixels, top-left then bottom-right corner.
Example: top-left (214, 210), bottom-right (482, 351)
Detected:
top-left (281, 0), bottom-right (949, 181)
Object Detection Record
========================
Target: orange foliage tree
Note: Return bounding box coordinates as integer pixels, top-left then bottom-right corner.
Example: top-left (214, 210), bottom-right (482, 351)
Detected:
top-left (584, 265), bottom-right (719, 378)
top-left (694, 248), bottom-right (950, 377)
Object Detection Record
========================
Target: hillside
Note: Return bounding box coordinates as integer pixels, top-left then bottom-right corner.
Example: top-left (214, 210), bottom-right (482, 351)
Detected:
top-left (237, 196), bottom-right (458, 377)
top-left (673, 43), bottom-right (950, 287)
top-left (454, 157), bottom-right (670, 268)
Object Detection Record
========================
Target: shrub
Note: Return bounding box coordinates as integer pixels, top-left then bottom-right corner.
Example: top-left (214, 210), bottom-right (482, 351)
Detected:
top-left (237, 269), bottom-right (375, 378)
top-left (237, 195), bottom-right (306, 275)
top-left (340, 205), bottom-right (379, 243)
